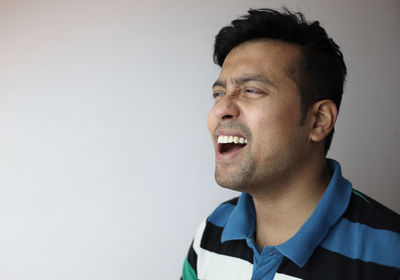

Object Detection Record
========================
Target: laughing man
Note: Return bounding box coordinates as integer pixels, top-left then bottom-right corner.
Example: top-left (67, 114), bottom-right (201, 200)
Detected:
top-left (182, 8), bottom-right (400, 280)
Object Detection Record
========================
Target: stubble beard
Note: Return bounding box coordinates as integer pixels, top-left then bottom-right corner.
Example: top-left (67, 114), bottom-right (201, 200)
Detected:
top-left (214, 138), bottom-right (304, 196)
top-left (214, 150), bottom-right (256, 192)
top-left (212, 113), bottom-right (309, 195)
top-left (213, 120), bottom-right (256, 192)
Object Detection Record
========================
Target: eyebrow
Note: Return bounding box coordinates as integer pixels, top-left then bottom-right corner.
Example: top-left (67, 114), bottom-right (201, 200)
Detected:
top-left (212, 74), bottom-right (276, 89)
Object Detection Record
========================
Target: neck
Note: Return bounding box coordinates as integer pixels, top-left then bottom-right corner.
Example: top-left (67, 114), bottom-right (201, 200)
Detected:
top-left (251, 157), bottom-right (331, 248)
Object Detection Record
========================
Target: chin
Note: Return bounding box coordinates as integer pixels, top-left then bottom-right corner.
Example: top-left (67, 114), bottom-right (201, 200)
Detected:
top-left (215, 173), bottom-right (250, 192)
top-left (214, 158), bottom-right (256, 192)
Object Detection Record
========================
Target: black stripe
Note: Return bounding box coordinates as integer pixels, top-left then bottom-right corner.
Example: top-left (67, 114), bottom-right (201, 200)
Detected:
top-left (277, 246), bottom-right (400, 280)
top-left (221, 196), bottom-right (239, 206)
top-left (187, 240), bottom-right (197, 274)
top-left (343, 190), bottom-right (400, 233)
top-left (200, 221), bottom-right (253, 264)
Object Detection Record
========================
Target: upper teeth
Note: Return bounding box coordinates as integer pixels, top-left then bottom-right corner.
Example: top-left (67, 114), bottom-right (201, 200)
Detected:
top-left (217, 135), bottom-right (247, 144)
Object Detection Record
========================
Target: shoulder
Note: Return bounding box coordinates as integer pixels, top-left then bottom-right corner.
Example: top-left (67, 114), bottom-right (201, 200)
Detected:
top-left (192, 196), bottom-right (240, 248)
top-left (320, 189), bottom-right (400, 273)
top-left (343, 189), bottom-right (400, 233)
top-left (190, 197), bottom-right (254, 279)
top-left (207, 197), bottom-right (239, 227)
top-left (282, 189), bottom-right (400, 279)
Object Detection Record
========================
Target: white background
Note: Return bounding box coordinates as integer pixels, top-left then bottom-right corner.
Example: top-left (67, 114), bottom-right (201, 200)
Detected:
top-left (0, 0), bottom-right (399, 279)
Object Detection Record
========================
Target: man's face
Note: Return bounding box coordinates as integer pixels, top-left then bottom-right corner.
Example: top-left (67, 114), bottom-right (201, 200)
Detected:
top-left (207, 40), bottom-right (311, 193)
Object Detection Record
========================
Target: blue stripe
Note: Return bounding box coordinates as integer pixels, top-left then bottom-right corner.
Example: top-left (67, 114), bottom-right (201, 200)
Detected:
top-left (321, 218), bottom-right (400, 269)
top-left (208, 202), bottom-right (236, 227)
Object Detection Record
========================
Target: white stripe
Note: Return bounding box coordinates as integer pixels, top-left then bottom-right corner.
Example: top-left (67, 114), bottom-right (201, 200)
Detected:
top-left (196, 248), bottom-right (253, 280)
top-left (192, 219), bottom-right (253, 280)
top-left (273, 272), bottom-right (303, 280)
top-left (192, 218), bottom-right (207, 256)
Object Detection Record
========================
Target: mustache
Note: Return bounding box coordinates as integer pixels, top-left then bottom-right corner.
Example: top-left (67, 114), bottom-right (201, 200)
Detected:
top-left (214, 120), bottom-right (252, 139)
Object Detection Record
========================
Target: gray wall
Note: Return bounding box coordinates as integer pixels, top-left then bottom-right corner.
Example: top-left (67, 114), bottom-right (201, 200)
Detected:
top-left (0, 0), bottom-right (399, 279)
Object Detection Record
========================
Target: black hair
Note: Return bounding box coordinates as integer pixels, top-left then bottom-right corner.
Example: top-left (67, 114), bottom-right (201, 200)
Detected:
top-left (213, 8), bottom-right (347, 154)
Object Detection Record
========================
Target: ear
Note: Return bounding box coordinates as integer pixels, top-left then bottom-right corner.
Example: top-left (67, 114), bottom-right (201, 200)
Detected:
top-left (309, 100), bottom-right (338, 143)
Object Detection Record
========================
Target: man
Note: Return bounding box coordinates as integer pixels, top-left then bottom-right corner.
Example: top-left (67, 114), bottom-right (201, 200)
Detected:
top-left (182, 9), bottom-right (400, 280)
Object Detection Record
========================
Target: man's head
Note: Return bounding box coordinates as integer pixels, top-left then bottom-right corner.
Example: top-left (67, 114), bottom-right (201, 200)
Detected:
top-left (207, 9), bottom-right (346, 192)
top-left (214, 9), bottom-right (346, 154)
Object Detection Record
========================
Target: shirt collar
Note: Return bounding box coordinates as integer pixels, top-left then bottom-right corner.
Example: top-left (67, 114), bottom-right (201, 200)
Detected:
top-left (221, 192), bottom-right (256, 242)
top-left (220, 159), bottom-right (353, 267)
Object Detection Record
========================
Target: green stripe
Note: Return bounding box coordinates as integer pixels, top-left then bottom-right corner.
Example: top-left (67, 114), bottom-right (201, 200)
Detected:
top-left (182, 257), bottom-right (197, 280)
top-left (352, 189), bottom-right (370, 204)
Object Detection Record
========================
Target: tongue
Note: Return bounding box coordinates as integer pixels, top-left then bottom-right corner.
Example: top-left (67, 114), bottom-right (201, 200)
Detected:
top-left (221, 143), bottom-right (246, 154)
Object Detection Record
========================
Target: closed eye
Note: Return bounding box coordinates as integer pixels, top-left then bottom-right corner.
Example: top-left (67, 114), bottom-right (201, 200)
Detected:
top-left (212, 91), bottom-right (224, 99)
top-left (244, 88), bottom-right (265, 96)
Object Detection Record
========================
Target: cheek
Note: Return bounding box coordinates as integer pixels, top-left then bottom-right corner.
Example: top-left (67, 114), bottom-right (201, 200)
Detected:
top-left (248, 105), bottom-right (300, 149)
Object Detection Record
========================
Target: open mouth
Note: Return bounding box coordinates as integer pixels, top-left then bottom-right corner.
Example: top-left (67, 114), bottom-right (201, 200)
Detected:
top-left (217, 135), bottom-right (247, 154)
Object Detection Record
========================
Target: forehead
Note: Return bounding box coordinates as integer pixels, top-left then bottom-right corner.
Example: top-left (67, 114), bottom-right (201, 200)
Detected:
top-left (218, 40), bottom-right (302, 82)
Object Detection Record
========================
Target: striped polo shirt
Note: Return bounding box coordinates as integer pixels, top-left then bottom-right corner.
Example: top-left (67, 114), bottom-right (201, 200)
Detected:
top-left (182, 159), bottom-right (400, 280)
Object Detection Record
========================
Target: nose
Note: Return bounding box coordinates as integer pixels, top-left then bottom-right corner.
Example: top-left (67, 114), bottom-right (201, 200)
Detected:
top-left (212, 94), bottom-right (240, 121)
